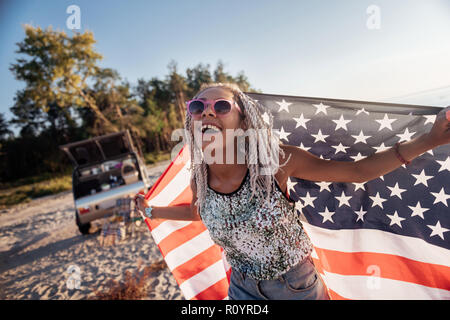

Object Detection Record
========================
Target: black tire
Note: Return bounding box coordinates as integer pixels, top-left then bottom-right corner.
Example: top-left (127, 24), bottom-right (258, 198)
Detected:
top-left (76, 212), bottom-right (91, 235)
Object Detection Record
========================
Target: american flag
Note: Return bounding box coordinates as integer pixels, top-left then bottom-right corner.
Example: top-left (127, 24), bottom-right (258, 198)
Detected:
top-left (142, 92), bottom-right (450, 300)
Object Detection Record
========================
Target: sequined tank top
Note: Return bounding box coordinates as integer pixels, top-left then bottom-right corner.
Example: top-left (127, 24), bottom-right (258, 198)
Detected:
top-left (200, 169), bottom-right (314, 280)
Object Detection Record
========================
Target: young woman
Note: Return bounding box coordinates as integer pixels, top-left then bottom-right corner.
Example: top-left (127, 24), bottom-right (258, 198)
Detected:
top-left (135, 82), bottom-right (450, 300)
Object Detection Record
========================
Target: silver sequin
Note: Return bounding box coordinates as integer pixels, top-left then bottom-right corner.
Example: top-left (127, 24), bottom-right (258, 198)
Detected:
top-left (200, 170), bottom-right (313, 280)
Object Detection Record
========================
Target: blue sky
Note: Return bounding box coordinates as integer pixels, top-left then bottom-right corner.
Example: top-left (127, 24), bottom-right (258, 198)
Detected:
top-left (1, 0), bottom-right (450, 133)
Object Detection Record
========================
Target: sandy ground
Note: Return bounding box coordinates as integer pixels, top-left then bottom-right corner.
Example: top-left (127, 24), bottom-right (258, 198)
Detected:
top-left (0, 160), bottom-right (184, 300)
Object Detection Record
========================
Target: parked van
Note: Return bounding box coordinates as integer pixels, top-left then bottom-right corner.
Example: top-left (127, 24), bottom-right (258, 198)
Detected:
top-left (60, 130), bottom-right (150, 234)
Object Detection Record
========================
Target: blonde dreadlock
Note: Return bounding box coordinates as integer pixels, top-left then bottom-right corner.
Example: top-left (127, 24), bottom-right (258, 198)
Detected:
top-left (184, 82), bottom-right (291, 213)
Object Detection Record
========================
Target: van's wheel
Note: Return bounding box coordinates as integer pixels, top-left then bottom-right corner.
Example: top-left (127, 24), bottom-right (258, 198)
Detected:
top-left (76, 213), bottom-right (91, 235)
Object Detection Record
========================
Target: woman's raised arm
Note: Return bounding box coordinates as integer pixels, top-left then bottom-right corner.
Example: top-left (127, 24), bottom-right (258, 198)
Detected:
top-left (281, 106), bottom-right (450, 183)
top-left (133, 179), bottom-right (201, 221)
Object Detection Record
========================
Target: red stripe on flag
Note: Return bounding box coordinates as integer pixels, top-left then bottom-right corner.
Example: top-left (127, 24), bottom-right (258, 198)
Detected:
top-left (157, 222), bottom-right (208, 256)
top-left (172, 245), bottom-right (224, 284)
top-left (314, 247), bottom-right (450, 290)
top-left (191, 277), bottom-right (229, 300)
top-left (147, 218), bottom-right (165, 230)
top-left (169, 186), bottom-right (192, 206)
top-left (226, 267), bottom-right (232, 284)
top-left (328, 288), bottom-right (349, 300)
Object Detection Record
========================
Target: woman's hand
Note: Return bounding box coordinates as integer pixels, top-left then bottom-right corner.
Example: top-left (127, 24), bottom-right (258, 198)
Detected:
top-left (133, 193), bottom-right (149, 215)
top-left (425, 106), bottom-right (450, 147)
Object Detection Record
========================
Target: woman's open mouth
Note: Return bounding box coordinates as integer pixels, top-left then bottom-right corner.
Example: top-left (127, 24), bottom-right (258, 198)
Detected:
top-left (201, 124), bottom-right (222, 134)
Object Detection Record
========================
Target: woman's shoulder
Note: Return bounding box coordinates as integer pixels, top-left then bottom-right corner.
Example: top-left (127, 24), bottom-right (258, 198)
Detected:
top-left (277, 143), bottom-right (295, 175)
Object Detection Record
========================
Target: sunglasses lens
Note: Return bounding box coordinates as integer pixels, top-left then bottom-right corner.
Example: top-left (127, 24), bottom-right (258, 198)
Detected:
top-left (188, 101), bottom-right (204, 115)
top-left (214, 100), bottom-right (232, 114)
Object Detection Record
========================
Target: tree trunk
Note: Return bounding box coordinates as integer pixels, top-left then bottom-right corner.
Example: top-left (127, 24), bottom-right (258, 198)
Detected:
top-left (155, 133), bottom-right (161, 153)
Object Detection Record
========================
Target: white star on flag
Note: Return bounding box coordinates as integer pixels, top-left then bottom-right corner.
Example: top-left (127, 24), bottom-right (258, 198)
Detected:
top-left (300, 192), bottom-right (317, 207)
top-left (375, 114), bottom-right (397, 131)
top-left (370, 192), bottom-right (387, 209)
top-left (311, 129), bottom-right (329, 143)
top-left (427, 221), bottom-right (449, 240)
top-left (355, 108), bottom-right (369, 115)
top-left (396, 128), bottom-right (416, 142)
top-left (350, 152), bottom-right (366, 162)
top-left (299, 142), bottom-right (311, 151)
top-left (351, 130), bottom-right (371, 144)
top-left (293, 113), bottom-right (310, 129)
top-left (294, 201), bottom-right (304, 213)
top-left (408, 201), bottom-right (430, 219)
top-left (276, 99), bottom-right (292, 113)
top-left (430, 187), bottom-right (450, 207)
top-left (436, 157), bottom-right (450, 173)
top-left (411, 169), bottom-right (433, 187)
top-left (354, 206), bottom-right (367, 222)
top-left (313, 102), bottom-right (330, 115)
top-left (387, 182), bottom-right (407, 200)
top-left (387, 211), bottom-right (406, 228)
top-left (332, 114), bottom-right (352, 131)
top-left (316, 181), bottom-right (332, 192)
top-left (336, 191), bottom-right (352, 207)
top-left (353, 182), bottom-right (366, 191)
top-left (286, 178), bottom-right (297, 195)
top-left (373, 142), bottom-right (390, 153)
top-left (332, 143), bottom-right (350, 154)
top-left (277, 126), bottom-right (291, 141)
top-left (423, 115), bottom-right (436, 125)
top-left (318, 207), bottom-right (335, 223)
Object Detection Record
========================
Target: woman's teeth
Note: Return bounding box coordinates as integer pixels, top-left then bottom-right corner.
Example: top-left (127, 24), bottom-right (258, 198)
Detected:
top-left (201, 124), bottom-right (221, 133)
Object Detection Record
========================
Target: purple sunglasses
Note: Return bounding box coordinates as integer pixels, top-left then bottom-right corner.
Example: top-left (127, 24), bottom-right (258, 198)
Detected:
top-left (186, 99), bottom-right (242, 116)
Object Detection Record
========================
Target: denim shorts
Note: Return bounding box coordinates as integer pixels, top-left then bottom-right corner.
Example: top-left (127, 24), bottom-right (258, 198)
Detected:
top-left (228, 255), bottom-right (330, 300)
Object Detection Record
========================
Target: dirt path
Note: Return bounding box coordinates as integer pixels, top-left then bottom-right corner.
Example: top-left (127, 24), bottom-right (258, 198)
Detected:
top-left (0, 160), bottom-right (184, 300)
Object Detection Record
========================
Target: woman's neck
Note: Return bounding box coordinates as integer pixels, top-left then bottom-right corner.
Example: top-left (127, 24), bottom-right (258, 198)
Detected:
top-left (207, 163), bottom-right (248, 183)
top-left (204, 137), bottom-right (248, 182)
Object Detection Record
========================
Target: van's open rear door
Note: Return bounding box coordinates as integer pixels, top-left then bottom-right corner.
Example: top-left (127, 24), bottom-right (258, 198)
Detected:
top-left (59, 131), bottom-right (137, 167)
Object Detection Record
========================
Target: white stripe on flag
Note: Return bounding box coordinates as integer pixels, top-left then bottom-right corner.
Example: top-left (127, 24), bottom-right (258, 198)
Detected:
top-left (151, 220), bottom-right (192, 245)
top-left (147, 161), bottom-right (191, 206)
top-left (310, 248), bottom-right (319, 259)
top-left (323, 270), bottom-right (450, 299)
top-left (179, 260), bottom-right (228, 300)
top-left (302, 222), bottom-right (450, 267)
top-left (164, 230), bottom-right (215, 271)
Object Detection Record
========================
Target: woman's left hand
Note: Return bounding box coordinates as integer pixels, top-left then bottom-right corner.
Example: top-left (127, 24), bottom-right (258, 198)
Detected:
top-left (426, 106), bottom-right (450, 147)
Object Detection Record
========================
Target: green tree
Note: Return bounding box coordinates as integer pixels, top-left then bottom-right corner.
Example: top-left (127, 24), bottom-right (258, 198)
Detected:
top-left (167, 60), bottom-right (188, 123)
top-left (133, 77), bottom-right (179, 153)
top-left (0, 113), bottom-right (13, 156)
top-left (0, 113), bottom-right (12, 140)
top-left (186, 62), bottom-right (213, 97)
top-left (213, 60), bottom-right (234, 83)
top-left (9, 25), bottom-right (117, 134)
